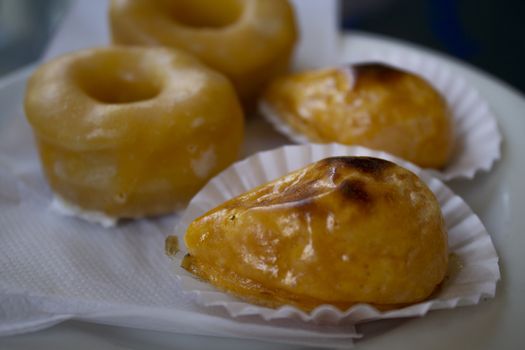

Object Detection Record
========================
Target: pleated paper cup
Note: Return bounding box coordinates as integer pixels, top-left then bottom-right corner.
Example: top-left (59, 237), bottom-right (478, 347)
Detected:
top-left (170, 143), bottom-right (500, 325)
top-left (260, 49), bottom-right (502, 181)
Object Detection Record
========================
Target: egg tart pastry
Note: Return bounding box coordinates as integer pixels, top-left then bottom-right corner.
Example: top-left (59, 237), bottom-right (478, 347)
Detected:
top-left (173, 156), bottom-right (448, 311)
top-left (261, 63), bottom-right (454, 168)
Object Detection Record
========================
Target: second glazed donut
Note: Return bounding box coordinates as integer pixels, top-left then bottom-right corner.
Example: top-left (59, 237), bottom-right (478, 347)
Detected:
top-left (110, 0), bottom-right (298, 103)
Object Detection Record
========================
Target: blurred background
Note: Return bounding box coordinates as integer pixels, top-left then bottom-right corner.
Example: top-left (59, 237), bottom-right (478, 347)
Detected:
top-left (0, 0), bottom-right (67, 76)
top-left (342, 0), bottom-right (525, 93)
top-left (0, 0), bottom-right (524, 92)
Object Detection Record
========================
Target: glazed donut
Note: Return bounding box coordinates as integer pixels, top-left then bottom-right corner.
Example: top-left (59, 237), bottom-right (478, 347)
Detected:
top-left (24, 46), bottom-right (244, 220)
top-left (109, 0), bottom-right (298, 104)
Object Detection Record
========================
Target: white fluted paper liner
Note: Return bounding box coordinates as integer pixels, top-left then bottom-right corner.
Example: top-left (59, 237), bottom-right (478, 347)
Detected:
top-left (260, 48), bottom-right (502, 181)
top-left (172, 143), bottom-right (500, 324)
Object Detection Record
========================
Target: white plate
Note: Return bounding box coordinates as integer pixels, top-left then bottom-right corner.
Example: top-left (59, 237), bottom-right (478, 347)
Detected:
top-left (1, 32), bottom-right (524, 350)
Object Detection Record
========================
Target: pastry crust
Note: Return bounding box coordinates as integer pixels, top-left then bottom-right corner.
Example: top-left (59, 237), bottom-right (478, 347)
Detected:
top-left (261, 64), bottom-right (454, 168)
top-left (174, 157), bottom-right (448, 311)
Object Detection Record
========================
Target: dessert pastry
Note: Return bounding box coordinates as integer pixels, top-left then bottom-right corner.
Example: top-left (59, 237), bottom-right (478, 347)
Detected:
top-left (174, 156), bottom-right (448, 311)
top-left (24, 46), bottom-right (244, 220)
top-left (261, 63), bottom-right (454, 168)
top-left (109, 0), bottom-right (298, 104)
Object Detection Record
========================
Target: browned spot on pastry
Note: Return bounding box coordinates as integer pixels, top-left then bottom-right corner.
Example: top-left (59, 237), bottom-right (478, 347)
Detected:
top-left (353, 63), bottom-right (405, 84)
top-left (338, 179), bottom-right (371, 204)
top-left (322, 157), bottom-right (393, 177)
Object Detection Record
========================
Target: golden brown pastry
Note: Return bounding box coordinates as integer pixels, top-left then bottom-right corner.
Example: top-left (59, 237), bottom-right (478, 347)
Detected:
top-left (261, 63), bottom-right (454, 168)
top-left (24, 46), bottom-right (244, 219)
top-left (110, 0), bottom-right (298, 104)
top-left (172, 156), bottom-right (448, 311)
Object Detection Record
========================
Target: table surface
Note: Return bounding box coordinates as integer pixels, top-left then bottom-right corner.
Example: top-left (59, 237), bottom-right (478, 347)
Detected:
top-left (1, 31), bottom-right (525, 350)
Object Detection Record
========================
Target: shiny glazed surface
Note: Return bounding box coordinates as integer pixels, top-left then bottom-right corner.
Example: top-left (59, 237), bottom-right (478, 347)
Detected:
top-left (110, 0), bottom-right (298, 104)
top-left (24, 46), bottom-right (244, 218)
top-left (180, 157), bottom-right (448, 311)
top-left (262, 64), bottom-right (454, 168)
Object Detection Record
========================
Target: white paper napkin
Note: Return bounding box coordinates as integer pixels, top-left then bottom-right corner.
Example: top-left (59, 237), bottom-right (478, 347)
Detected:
top-left (0, 114), bottom-right (359, 347)
top-left (1, 0), bottom-right (353, 348)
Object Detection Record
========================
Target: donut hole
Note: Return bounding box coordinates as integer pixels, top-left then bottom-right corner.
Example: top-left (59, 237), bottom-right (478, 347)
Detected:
top-left (74, 52), bottom-right (162, 104)
top-left (157, 0), bottom-right (243, 29)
